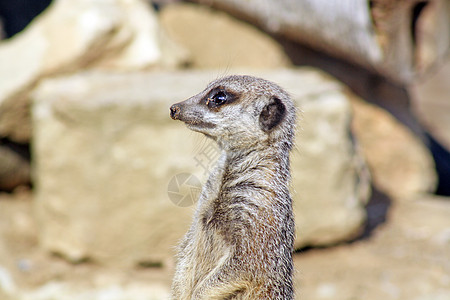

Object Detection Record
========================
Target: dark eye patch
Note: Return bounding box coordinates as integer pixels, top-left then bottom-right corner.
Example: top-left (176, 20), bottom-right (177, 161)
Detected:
top-left (205, 88), bottom-right (237, 109)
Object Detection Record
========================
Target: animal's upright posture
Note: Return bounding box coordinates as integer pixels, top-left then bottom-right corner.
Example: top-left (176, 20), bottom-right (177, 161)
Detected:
top-left (169, 75), bottom-right (296, 299)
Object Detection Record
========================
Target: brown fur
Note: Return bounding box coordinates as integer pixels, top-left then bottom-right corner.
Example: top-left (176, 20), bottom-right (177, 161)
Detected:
top-left (170, 75), bottom-right (296, 299)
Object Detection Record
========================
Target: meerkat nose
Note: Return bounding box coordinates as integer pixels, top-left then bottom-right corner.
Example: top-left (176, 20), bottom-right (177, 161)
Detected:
top-left (170, 104), bottom-right (181, 120)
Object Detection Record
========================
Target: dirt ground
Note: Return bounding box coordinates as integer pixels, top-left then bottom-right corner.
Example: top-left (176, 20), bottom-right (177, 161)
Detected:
top-left (0, 188), bottom-right (449, 300)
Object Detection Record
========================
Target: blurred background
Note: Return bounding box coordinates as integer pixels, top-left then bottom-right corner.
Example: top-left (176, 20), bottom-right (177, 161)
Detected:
top-left (0, 0), bottom-right (449, 299)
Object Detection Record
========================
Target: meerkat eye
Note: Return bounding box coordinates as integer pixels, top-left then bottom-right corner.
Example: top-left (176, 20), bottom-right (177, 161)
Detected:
top-left (211, 91), bottom-right (227, 105)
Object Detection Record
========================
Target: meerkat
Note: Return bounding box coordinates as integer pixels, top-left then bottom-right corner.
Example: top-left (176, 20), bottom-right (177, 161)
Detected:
top-left (169, 75), bottom-right (296, 299)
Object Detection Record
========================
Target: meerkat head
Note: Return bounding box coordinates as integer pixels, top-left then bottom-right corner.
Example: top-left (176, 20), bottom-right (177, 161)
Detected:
top-left (170, 75), bottom-right (296, 151)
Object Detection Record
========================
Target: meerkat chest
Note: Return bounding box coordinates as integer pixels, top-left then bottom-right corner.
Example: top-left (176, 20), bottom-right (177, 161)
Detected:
top-left (182, 221), bottom-right (232, 287)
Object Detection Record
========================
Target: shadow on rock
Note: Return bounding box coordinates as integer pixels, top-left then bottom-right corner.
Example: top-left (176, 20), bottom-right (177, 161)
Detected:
top-left (360, 187), bottom-right (391, 240)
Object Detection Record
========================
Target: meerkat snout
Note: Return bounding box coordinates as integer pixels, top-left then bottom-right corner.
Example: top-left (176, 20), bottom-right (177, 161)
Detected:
top-left (169, 104), bottom-right (181, 120)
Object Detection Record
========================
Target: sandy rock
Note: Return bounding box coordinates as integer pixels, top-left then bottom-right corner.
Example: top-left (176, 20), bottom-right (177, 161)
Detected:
top-left (290, 78), bottom-right (371, 247)
top-left (93, 0), bottom-right (188, 70)
top-left (411, 56), bottom-right (450, 150)
top-left (0, 225), bottom-right (16, 299)
top-left (159, 2), bottom-right (290, 69)
top-left (0, 0), bottom-right (186, 143)
top-left (393, 196), bottom-right (450, 246)
top-left (192, 0), bottom-right (450, 83)
top-left (18, 281), bottom-right (170, 300)
top-left (0, 255), bottom-right (169, 300)
top-left (32, 68), bottom-right (369, 265)
top-left (296, 194), bottom-right (450, 300)
top-left (0, 266), bottom-right (15, 300)
top-left (349, 94), bottom-right (437, 199)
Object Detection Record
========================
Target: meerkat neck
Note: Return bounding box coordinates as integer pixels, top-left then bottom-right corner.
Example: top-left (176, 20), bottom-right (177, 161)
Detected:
top-left (226, 144), bottom-right (290, 174)
top-left (202, 144), bottom-right (291, 209)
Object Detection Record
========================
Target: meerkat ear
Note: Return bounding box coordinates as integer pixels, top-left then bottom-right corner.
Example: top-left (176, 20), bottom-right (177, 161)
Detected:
top-left (259, 97), bottom-right (286, 132)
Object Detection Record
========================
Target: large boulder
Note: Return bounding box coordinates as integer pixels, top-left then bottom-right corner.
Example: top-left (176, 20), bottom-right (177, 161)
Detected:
top-left (32, 68), bottom-right (369, 266)
top-left (192, 0), bottom-right (450, 83)
top-left (159, 2), bottom-right (290, 69)
top-left (0, 0), bottom-right (186, 143)
top-left (349, 94), bottom-right (437, 199)
top-left (411, 56), bottom-right (450, 150)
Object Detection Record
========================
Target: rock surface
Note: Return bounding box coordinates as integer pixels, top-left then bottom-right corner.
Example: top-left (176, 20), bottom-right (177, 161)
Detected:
top-left (296, 194), bottom-right (450, 300)
top-left (411, 56), bottom-right (450, 150)
top-left (159, 2), bottom-right (290, 69)
top-left (192, 0), bottom-right (450, 83)
top-left (349, 94), bottom-right (437, 199)
top-left (32, 68), bottom-right (369, 265)
top-left (0, 0), bottom-right (186, 143)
